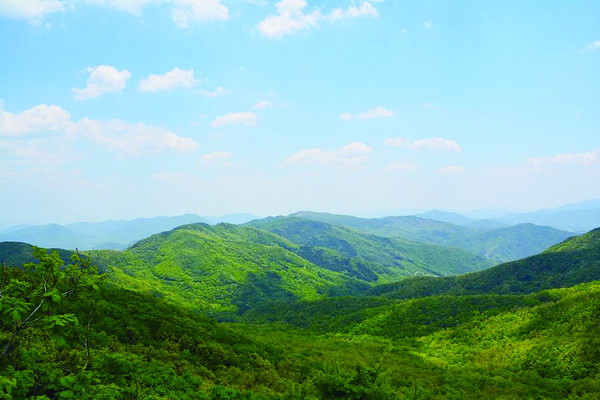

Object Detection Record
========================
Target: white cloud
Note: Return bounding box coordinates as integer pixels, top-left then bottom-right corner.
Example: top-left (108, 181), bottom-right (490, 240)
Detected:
top-left (0, 103), bottom-right (198, 156)
top-left (254, 100), bottom-right (273, 109)
top-left (412, 138), bottom-right (461, 151)
top-left (258, 0), bottom-right (378, 38)
top-left (424, 21), bottom-right (433, 28)
top-left (200, 86), bottom-right (228, 97)
top-left (436, 165), bottom-right (464, 175)
top-left (342, 106), bottom-right (395, 120)
top-left (83, 0), bottom-right (154, 14)
top-left (199, 151), bottom-right (233, 167)
top-left (385, 137), bottom-right (461, 152)
top-left (71, 118), bottom-right (198, 155)
top-left (0, 104), bottom-right (71, 136)
top-left (421, 102), bottom-right (437, 109)
top-left (284, 142), bottom-right (372, 166)
top-left (72, 65), bottom-right (131, 100)
top-left (328, 2), bottom-right (377, 21)
top-left (2, 0), bottom-right (230, 28)
top-left (383, 161), bottom-right (418, 172)
top-left (0, 0), bottom-right (67, 25)
top-left (358, 106), bottom-right (395, 119)
top-left (171, 0), bottom-right (229, 28)
top-left (138, 67), bottom-right (200, 92)
top-left (527, 148), bottom-right (600, 167)
top-left (86, 0), bottom-right (229, 27)
top-left (211, 112), bottom-right (257, 127)
top-left (583, 40), bottom-right (600, 53)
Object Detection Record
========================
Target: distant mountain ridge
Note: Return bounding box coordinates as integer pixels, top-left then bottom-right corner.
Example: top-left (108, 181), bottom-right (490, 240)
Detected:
top-left (280, 211), bottom-right (573, 263)
top-left (413, 209), bottom-right (475, 225)
top-left (0, 213), bottom-right (261, 250)
top-left (245, 216), bottom-right (493, 279)
top-left (411, 199), bottom-right (600, 232)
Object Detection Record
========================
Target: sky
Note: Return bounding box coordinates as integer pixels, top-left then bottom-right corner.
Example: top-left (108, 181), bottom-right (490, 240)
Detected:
top-left (0, 0), bottom-right (599, 227)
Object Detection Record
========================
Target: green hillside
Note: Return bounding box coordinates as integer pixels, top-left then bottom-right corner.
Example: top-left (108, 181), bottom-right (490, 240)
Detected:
top-left (369, 227), bottom-right (600, 299)
top-left (449, 222), bottom-right (575, 262)
top-left (289, 211), bottom-right (466, 241)
top-left (0, 218), bottom-right (490, 317)
top-left (87, 223), bottom-right (371, 314)
top-left (285, 211), bottom-right (573, 262)
top-left (0, 241), bottom-right (75, 266)
top-left (246, 216), bottom-right (493, 278)
top-left (2, 245), bottom-right (599, 399)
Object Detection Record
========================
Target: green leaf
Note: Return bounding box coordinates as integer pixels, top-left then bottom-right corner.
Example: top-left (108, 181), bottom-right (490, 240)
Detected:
top-left (10, 310), bottom-right (21, 321)
top-left (58, 390), bottom-right (75, 398)
top-left (59, 376), bottom-right (74, 388)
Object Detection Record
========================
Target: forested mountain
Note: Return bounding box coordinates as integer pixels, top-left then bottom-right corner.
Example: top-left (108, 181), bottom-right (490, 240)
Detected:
top-left (0, 220), bottom-right (491, 315)
top-left (245, 217), bottom-right (492, 278)
top-left (249, 213), bottom-right (573, 263)
top-left (369, 227), bottom-right (600, 299)
top-left (2, 228), bottom-right (599, 399)
top-left (89, 223), bottom-right (366, 314)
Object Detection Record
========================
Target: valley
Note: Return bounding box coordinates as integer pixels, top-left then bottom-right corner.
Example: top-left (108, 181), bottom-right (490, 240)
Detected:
top-left (1, 211), bottom-right (599, 399)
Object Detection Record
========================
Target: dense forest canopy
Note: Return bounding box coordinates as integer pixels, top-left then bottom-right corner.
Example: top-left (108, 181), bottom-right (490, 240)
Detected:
top-left (1, 222), bottom-right (599, 398)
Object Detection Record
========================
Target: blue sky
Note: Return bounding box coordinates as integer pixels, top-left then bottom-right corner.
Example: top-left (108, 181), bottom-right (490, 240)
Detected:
top-left (0, 0), bottom-right (599, 226)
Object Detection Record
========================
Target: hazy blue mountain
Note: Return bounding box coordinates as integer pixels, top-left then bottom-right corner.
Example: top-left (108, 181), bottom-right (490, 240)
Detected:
top-left (465, 219), bottom-right (510, 229)
top-left (499, 209), bottom-right (600, 232)
top-left (203, 213), bottom-right (262, 225)
top-left (66, 213), bottom-right (210, 244)
top-left (0, 224), bottom-right (34, 234)
top-left (0, 224), bottom-right (96, 250)
top-left (413, 209), bottom-right (475, 225)
top-left (496, 199), bottom-right (600, 232)
top-left (0, 214), bottom-right (212, 250)
top-left (549, 199), bottom-right (600, 212)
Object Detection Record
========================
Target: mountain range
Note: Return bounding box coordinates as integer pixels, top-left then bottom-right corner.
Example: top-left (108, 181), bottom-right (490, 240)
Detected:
top-left (274, 211), bottom-right (573, 263)
top-left (1, 208), bottom-right (600, 398)
top-left (0, 213), bottom-right (260, 251)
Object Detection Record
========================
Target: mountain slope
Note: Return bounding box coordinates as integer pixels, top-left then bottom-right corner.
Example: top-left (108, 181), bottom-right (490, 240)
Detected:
top-left (369, 227), bottom-right (600, 299)
top-left (283, 211), bottom-right (572, 263)
top-left (88, 223), bottom-right (370, 314)
top-left (450, 222), bottom-right (574, 262)
top-left (246, 216), bottom-right (493, 280)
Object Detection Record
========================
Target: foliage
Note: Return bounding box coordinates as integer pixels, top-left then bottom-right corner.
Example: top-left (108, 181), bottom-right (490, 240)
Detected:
top-left (246, 217), bottom-right (493, 279)
top-left (370, 228), bottom-right (600, 299)
top-left (0, 225), bottom-right (598, 399)
top-left (268, 212), bottom-right (573, 263)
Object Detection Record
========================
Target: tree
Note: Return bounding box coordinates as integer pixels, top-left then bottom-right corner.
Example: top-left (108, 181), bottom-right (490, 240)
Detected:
top-left (0, 247), bottom-right (106, 364)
